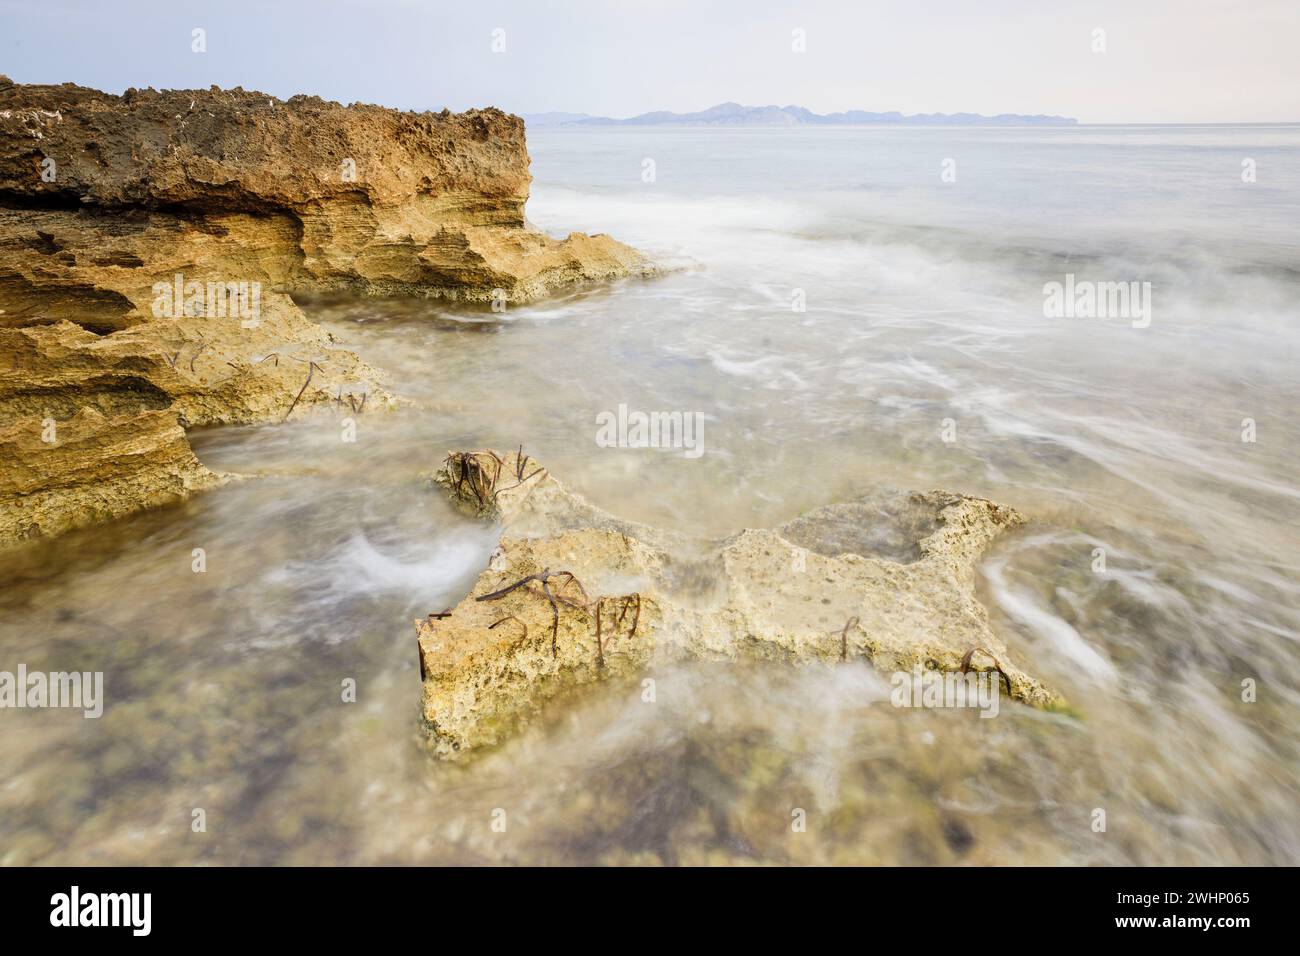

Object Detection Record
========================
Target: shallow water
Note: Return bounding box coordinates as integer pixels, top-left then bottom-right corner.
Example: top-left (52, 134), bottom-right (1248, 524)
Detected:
top-left (2, 126), bottom-right (1298, 865)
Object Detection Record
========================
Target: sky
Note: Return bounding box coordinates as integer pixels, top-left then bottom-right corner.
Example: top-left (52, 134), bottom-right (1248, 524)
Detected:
top-left (1, 0), bottom-right (1297, 123)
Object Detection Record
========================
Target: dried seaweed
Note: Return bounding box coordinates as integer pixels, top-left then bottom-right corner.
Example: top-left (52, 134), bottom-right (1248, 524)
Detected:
top-left (488, 614), bottom-right (529, 649)
top-left (840, 615), bottom-right (860, 662)
top-left (594, 593), bottom-right (641, 667)
top-left (443, 447), bottom-right (548, 514)
top-left (960, 645), bottom-right (1013, 694)
top-left (475, 567), bottom-right (588, 659)
top-left (282, 359), bottom-right (322, 422)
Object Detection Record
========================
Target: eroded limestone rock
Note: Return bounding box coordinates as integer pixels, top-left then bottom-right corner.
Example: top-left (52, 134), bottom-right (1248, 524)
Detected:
top-left (0, 76), bottom-right (650, 546)
top-left (0, 77), bottom-right (651, 302)
top-left (0, 212), bottom-right (393, 547)
top-left (418, 450), bottom-right (1061, 758)
top-left (0, 406), bottom-right (224, 543)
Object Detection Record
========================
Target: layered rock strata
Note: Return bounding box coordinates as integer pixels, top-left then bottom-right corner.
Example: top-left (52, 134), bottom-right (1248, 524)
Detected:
top-left (0, 77), bottom-right (649, 546)
top-left (0, 406), bottom-right (222, 542)
top-left (0, 77), bottom-right (649, 302)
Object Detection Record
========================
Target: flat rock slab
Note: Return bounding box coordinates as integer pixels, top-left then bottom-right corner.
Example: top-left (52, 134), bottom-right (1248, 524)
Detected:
top-left (418, 450), bottom-right (1062, 758)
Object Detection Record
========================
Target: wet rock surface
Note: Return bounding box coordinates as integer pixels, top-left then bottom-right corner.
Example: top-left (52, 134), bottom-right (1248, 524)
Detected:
top-left (0, 406), bottom-right (224, 543)
top-left (0, 77), bottom-right (650, 546)
top-left (418, 450), bottom-right (1062, 758)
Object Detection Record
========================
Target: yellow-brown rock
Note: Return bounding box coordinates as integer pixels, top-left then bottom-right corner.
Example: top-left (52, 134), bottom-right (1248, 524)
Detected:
top-left (0, 406), bottom-right (223, 544)
top-left (418, 450), bottom-right (1061, 758)
top-left (0, 76), bottom-right (650, 547)
top-left (0, 77), bottom-right (651, 302)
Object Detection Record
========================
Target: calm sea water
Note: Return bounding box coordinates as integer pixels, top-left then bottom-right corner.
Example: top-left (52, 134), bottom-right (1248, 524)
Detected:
top-left (1, 126), bottom-right (1297, 865)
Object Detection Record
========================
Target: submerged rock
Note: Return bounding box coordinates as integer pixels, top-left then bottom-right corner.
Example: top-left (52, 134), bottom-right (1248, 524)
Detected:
top-left (418, 450), bottom-right (1062, 758)
top-left (0, 77), bottom-right (651, 546)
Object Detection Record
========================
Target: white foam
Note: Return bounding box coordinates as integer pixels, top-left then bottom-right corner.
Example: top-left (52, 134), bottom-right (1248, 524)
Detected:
top-left (983, 552), bottom-right (1118, 685)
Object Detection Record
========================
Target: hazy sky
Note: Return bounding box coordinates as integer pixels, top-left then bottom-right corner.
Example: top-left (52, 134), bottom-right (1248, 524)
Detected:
top-left (2, 0), bottom-right (1297, 123)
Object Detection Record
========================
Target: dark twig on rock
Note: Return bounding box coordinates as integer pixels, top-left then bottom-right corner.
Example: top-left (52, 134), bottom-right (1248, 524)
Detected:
top-left (612, 593), bottom-right (640, 639)
top-left (538, 575), bottom-right (560, 658)
top-left (550, 571), bottom-right (590, 609)
top-left (475, 571), bottom-right (544, 603)
top-left (446, 452), bottom-right (499, 509)
top-left (489, 614), bottom-right (529, 649)
top-left (841, 615), bottom-right (860, 662)
top-left (961, 645), bottom-right (1013, 694)
top-left (625, 593), bottom-right (641, 639)
top-left (508, 446), bottom-right (543, 485)
top-left (282, 360), bottom-right (321, 422)
top-left (476, 567), bottom-right (591, 659)
top-left (444, 448), bottom-right (547, 514)
top-left (598, 594), bottom-right (642, 664)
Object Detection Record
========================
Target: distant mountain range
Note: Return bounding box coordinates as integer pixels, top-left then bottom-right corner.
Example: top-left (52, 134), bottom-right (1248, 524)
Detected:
top-left (524, 102), bottom-right (1077, 127)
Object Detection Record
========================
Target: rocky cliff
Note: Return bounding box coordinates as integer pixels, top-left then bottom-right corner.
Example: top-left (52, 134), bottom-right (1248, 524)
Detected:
top-left (0, 77), bottom-right (649, 546)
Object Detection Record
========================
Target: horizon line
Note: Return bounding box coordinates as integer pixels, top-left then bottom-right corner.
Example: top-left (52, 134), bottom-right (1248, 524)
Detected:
top-left (516, 103), bottom-right (1300, 126)
top-left (4, 76), bottom-right (1294, 126)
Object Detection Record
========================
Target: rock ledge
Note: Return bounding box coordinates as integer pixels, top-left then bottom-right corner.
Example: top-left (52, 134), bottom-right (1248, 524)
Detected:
top-left (418, 450), bottom-right (1061, 758)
